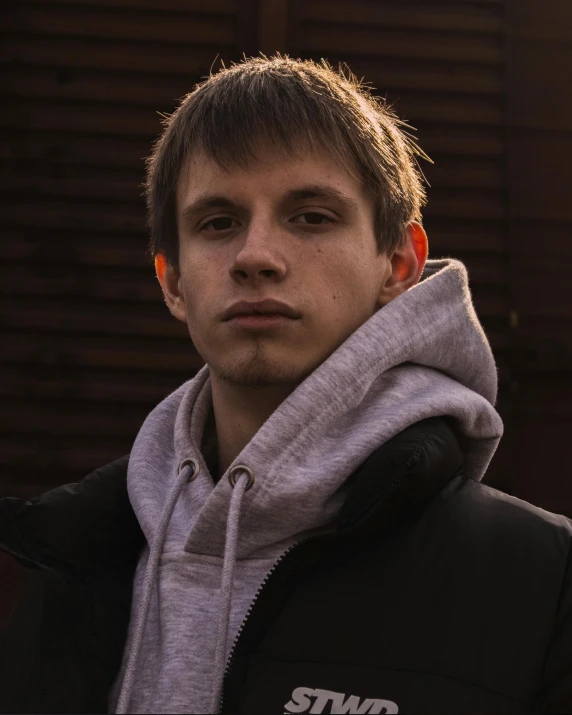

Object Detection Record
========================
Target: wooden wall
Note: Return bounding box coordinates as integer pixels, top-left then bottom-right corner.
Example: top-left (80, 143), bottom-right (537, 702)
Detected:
top-left (2, 0), bottom-right (571, 516)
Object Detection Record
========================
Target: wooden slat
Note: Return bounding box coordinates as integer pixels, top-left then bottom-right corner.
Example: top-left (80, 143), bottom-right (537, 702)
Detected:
top-left (0, 102), bottom-right (162, 136)
top-left (7, 4), bottom-right (237, 45)
top-left (519, 313), bottom-right (572, 359)
top-left (0, 132), bottom-right (151, 168)
top-left (509, 0), bottom-right (572, 41)
top-left (472, 286), bottom-right (508, 318)
top-left (0, 298), bottom-right (188, 337)
top-left (507, 38), bottom-right (572, 132)
top-left (514, 332), bottom-right (572, 374)
top-left (0, 364), bottom-right (192, 403)
top-left (423, 189), bottom-right (506, 221)
top-left (20, 0), bottom-right (235, 11)
top-left (1, 230), bottom-right (151, 266)
top-left (424, 221), bottom-right (506, 253)
top-left (390, 92), bottom-right (503, 127)
top-left (2, 37), bottom-right (235, 75)
top-left (511, 411), bottom-right (572, 514)
top-left (0, 435), bottom-right (129, 472)
top-left (423, 157), bottom-right (504, 190)
top-left (484, 323), bottom-right (509, 356)
top-left (1, 331), bottom-right (202, 372)
top-left (454, 252), bottom-right (508, 286)
top-left (508, 132), bottom-right (572, 221)
top-left (299, 24), bottom-right (503, 65)
top-left (0, 265), bottom-right (161, 302)
top-left (0, 397), bottom-right (149, 437)
top-left (1, 231), bottom-right (150, 266)
top-left (352, 58), bottom-right (503, 95)
top-left (3, 200), bottom-right (145, 232)
top-left (301, 0), bottom-right (504, 34)
top-left (512, 245), bottom-right (572, 319)
top-left (259, 0), bottom-right (289, 56)
top-left (417, 124), bottom-right (505, 157)
top-left (4, 66), bottom-right (209, 107)
top-left (1, 165), bottom-right (145, 203)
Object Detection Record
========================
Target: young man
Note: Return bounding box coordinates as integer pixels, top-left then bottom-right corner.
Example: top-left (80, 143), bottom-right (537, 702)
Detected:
top-left (1, 54), bottom-right (571, 715)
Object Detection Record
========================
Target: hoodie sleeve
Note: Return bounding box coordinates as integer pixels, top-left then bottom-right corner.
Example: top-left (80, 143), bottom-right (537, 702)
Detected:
top-left (532, 536), bottom-right (572, 713)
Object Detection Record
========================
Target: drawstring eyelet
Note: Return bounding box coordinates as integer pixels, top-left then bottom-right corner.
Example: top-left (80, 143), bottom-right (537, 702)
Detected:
top-left (228, 464), bottom-right (254, 491)
top-left (177, 458), bottom-right (199, 482)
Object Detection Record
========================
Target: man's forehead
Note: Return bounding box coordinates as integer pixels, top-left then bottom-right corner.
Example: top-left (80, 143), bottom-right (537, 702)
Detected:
top-left (177, 145), bottom-right (368, 206)
top-left (182, 143), bottom-right (330, 178)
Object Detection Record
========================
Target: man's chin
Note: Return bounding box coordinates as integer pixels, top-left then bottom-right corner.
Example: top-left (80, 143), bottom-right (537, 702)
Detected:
top-left (210, 356), bottom-right (311, 390)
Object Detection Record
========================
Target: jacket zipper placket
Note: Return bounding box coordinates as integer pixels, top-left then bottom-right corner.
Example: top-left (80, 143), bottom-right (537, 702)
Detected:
top-left (218, 474), bottom-right (404, 714)
top-left (218, 527), bottom-right (337, 713)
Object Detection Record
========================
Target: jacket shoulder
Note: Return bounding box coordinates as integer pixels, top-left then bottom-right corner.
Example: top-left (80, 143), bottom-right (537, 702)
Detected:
top-left (457, 477), bottom-right (572, 543)
top-left (0, 453), bottom-right (143, 576)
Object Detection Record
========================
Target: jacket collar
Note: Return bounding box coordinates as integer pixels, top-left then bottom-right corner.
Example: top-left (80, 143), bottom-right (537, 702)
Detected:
top-left (336, 415), bottom-right (465, 535)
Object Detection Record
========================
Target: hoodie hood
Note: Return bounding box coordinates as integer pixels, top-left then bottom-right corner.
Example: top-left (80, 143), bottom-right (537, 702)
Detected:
top-left (113, 257), bottom-right (504, 713)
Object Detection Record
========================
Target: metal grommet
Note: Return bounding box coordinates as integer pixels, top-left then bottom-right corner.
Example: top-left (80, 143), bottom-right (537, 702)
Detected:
top-left (228, 464), bottom-right (255, 491)
top-left (178, 458), bottom-right (199, 482)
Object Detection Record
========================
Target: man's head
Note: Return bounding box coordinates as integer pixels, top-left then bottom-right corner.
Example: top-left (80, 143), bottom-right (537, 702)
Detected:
top-left (150, 54), bottom-right (430, 389)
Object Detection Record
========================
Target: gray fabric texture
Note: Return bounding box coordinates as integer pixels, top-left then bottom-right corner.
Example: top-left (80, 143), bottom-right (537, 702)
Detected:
top-left (109, 257), bottom-right (504, 714)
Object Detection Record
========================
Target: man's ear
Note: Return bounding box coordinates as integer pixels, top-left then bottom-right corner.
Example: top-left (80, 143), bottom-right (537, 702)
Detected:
top-left (376, 221), bottom-right (429, 308)
top-left (154, 254), bottom-right (187, 323)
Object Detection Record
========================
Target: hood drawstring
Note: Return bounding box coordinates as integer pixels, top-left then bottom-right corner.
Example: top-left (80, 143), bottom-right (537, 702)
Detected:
top-left (210, 465), bottom-right (254, 713)
top-left (115, 460), bottom-right (254, 715)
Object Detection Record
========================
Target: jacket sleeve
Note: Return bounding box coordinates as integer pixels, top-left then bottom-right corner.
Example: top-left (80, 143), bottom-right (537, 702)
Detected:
top-left (0, 496), bottom-right (30, 634)
top-left (533, 535), bottom-right (572, 714)
top-left (0, 549), bottom-right (24, 632)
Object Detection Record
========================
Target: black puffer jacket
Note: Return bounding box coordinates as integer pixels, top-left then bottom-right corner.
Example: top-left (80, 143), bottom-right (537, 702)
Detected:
top-left (0, 416), bottom-right (571, 714)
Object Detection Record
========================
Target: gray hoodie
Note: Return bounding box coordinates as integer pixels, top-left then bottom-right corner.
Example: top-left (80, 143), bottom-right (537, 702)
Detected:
top-left (109, 257), bottom-right (504, 714)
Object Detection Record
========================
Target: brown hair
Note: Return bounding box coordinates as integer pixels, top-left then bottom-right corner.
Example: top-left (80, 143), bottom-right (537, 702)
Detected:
top-left (143, 52), bottom-right (431, 273)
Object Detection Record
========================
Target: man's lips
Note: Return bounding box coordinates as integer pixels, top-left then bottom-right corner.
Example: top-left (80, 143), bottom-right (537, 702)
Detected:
top-left (222, 299), bottom-right (301, 321)
top-left (225, 313), bottom-right (297, 329)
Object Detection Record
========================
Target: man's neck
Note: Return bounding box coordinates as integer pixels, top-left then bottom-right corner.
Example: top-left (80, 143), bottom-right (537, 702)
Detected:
top-left (208, 375), bottom-right (297, 478)
top-left (200, 402), bottom-right (221, 482)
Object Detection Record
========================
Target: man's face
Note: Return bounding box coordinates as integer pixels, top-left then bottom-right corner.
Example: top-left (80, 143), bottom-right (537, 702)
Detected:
top-left (169, 139), bottom-right (393, 389)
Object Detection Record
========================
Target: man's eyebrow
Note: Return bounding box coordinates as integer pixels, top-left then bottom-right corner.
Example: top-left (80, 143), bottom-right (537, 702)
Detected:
top-left (180, 184), bottom-right (359, 222)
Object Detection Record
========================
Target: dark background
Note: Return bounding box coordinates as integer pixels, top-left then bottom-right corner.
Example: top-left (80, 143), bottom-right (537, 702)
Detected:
top-left (1, 0), bottom-right (571, 516)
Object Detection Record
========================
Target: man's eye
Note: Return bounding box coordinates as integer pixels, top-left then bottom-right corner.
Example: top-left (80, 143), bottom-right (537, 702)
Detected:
top-left (200, 217), bottom-right (237, 232)
top-left (199, 213), bottom-right (335, 232)
top-left (292, 212), bottom-right (335, 226)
